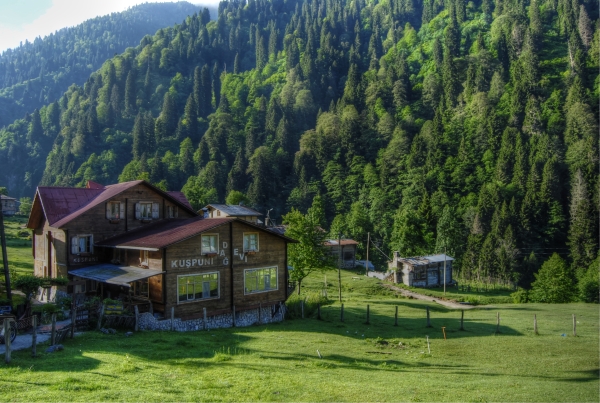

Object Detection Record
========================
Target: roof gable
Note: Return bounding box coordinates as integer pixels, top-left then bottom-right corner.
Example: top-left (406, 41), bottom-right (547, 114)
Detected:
top-left (97, 217), bottom-right (298, 250)
top-left (28, 180), bottom-right (197, 229)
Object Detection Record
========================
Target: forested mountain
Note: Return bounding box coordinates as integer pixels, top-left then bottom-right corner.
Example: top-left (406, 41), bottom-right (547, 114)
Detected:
top-left (1, 0), bottom-right (597, 291)
top-left (0, 1), bottom-right (214, 127)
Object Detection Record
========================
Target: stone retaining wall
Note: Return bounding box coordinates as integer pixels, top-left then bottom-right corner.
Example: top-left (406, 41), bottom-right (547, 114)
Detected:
top-left (138, 304), bottom-right (286, 331)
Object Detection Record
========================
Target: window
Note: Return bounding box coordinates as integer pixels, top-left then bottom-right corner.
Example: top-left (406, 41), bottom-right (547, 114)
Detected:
top-left (106, 201), bottom-right (123, 220)
top-left (135, 202), bottom-right (158, 220)
top-left (167, 205), bottom-right (178, 218)
top-left (139, 250), bottom-right (148, 267)
top-left (244, 267), bottom-right (278, 294)
top-left (71, 235), bottom-right (93, 255)
top-left (414, 267), bottom-right (427, 280)
top-left (201, 234), bottom-right (218, 254)
top-left (243, 233), bottom-right (259, 252)
top-left (216, 210), bottom-right (221, 217)
top-left (177, 273), bottom-right (219, 302)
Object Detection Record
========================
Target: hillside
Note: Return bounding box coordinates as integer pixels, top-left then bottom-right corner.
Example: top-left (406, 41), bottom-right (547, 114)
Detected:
top-left (0, 1), bottom-right (214, 127)
top-left (0, 0), bottom-right (597, 289)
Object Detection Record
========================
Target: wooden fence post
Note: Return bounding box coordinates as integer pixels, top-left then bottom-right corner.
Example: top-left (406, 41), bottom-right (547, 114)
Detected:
top-left (366, 305), bottom-right (370, 325)
top-left (70, 303), bottom-right (76, 338)
top-left (171, 307), bottom-right (175, 331)
top-left (534, 314), bottom-right (538, 335)
top-left (426, 307), bottom-right (431, 327)
top-left (149, 301), bottom-right (153, 316)
top-left (232, 305), bottom-right (236, 327)
top-left (203, 307), bottom-right (207, 330)
top-left (51, 313), bottom-right (57, 345)
top-left (32, 315), bottom-right (37, 357)
top-left (340, 304), bottom-right (344, 322)
top-left (258, 303), bottom-right (262, 324)
top-left (496, 312), bottom-right (500, 334)
top-left (317, 304), bottom-right (321, 320)
top-left (134, 305), bottom-right (140, 332)
top-left (4, 319), bottom-right (12, 363)
top-left (573, 314), bottom-right (576, 337)
top-left (97, 304), bottom-right (105, 330)
top-left (394, 306), bottom-right (398, 327)
top-left (460, 310), bottom-right (464, 331)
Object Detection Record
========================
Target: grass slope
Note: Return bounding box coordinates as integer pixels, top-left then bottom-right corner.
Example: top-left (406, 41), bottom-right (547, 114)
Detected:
top-left (1, 215), bottom-right (32, 277)
top-left (0, 267), bottom-right (598, 402)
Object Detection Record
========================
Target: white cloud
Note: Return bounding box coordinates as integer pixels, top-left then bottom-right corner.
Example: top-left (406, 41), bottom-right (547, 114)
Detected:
top-left (0, 0), bottom-right (181, 52)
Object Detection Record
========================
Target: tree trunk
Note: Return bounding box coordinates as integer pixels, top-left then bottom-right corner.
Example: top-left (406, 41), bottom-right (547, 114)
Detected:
top-left (297, 278), bottom-right (302, 295)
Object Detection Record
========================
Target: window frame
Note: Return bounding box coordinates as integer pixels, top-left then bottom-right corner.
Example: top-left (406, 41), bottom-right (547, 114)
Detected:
top-left (243, 232), bottom-right (259, 253)
top-left (244, 266), bottom-right (278, 295)
top-left (106, 201), bottom-right (123, 220)
top-left (139, 202), bottom-right (153, 220)
top-left (176, 272), bottom-right (220, 303)
top-left (201, 233), bottom-right (219, 255)
top-left (71, 234), bottom-right (93, 255)
top-left (414, 266), bottom-right (427, 280)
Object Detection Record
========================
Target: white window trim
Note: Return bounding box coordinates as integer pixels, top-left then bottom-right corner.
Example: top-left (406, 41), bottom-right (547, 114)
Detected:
top-left (71, 234), bottom-right (93, 255)
top-left (176, 272), bottom-right (220, 304)
top-left (136, 201), bottom-right (159, 220)
top-left (201, 233), bottom-right (219, 255)
top-left (243, 232), bottom-right (260, 252)
top-left (106, 201), bottom-right (124, 220)
top-left (243, 266), bottom-right (278, 295)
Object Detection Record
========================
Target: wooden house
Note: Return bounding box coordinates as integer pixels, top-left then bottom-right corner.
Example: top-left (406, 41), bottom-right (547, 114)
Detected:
top-left (388, 253), bottom-right (454, 287)
top-left (324, 239), bottom-right (358, 269)
top-left (202, 204), bottom-right (262, 224)
top-left (1, 195), bottom-right (17, 215)
top-left (26, 180), bottom-right (296, 318)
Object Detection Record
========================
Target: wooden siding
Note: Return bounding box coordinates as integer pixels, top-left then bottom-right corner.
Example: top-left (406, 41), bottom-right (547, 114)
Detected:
top-left (33, 220), bottom-right (67, 279)
top-left (162, 221), bottom-right (288, 317)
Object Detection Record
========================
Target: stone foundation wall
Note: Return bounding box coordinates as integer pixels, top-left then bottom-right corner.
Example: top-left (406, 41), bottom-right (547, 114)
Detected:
top-left (138, 304), bottom-right (286, 332)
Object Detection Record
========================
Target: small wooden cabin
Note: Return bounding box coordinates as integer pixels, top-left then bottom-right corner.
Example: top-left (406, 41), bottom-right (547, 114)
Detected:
top-left (1, 195), bottom-right (17, 215)
top-left (388, 253), bottom-right (454, 287)
top-left (324, 239), bottom-right (358, 269)
top-left (26, 180), bottom-right (296, 317)
top-left (203, 204), bottom-right (262, 224)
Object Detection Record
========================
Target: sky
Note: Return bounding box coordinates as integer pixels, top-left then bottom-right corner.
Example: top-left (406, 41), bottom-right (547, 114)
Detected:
top-left (0, 0), bottom-right (215, 53)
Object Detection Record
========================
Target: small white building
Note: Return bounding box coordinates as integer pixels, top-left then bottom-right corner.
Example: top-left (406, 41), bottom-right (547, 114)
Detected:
top-left (388, 253), bottom-right (454, 287)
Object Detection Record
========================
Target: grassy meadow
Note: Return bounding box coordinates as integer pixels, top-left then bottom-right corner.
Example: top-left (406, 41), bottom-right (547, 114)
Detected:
top-left (0, 215), bottom-right (32, 277)
top-left (0, 264), bottom-right (598, 402)
top-left (0, 215), bottom-right (31, 305)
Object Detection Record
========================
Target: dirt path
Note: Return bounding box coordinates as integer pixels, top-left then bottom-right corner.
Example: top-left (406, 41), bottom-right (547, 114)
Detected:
top-left (382, 284), bottom-right (475, 310)
top-left (0, 319), bottom-right (71, 354)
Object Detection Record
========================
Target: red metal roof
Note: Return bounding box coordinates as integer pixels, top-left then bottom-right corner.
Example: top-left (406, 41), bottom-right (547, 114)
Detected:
top-left (32, 180), bottom-right (197, 228)
top-left (37, 186), bottom-right (104, 226)
top-left (167, 191), bottom-right (193, 210)
top-left (52, 181), bottom-right (147, 228)
top-left (96, 217), bottom-right (234, 249)
top-left (97, 217), bottom-right (298, 250)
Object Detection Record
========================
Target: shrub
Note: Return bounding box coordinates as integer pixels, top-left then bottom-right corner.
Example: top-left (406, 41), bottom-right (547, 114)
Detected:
top-left (13, 275), bottom-right (45, 300)
top-left (578, 257), bottom-right (599, 303)
top-left (286, 292), bottom-right (331, 319)
top-left (511, 288), bottom-right (529, 303)
top-left (529, 253), bottom-right (576, 303)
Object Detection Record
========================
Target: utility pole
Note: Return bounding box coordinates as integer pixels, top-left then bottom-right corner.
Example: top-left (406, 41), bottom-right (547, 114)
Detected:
top-left (0, 200), bottom-right (12, 304)
top-left (365, 232), bottom-right (370, 276)
top-left (443, 245), bottom-right (447, 296)
top-left (338, 232), bottom-right (342, 302)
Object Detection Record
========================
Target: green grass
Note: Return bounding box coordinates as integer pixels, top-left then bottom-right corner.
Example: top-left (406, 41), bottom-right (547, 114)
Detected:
top-left (392, 282), bottom-right (515, 305)
top-left (0, 266), bottom-right (598, 402)
top-left (0, 215), bottom-right (31, 305)
top-left (1, 215), bottom-right (33, 277)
